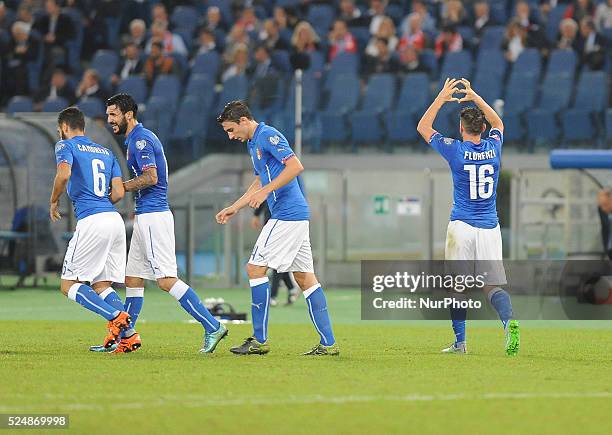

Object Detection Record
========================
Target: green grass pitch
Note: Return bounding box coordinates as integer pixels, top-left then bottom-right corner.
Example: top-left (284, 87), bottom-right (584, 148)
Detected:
top-left (1, 285), bottom-right (612, 434)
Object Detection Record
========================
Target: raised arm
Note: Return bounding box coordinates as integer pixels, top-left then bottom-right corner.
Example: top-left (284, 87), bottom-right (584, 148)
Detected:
top-left (49, 162), bottom-right (71, 222)
top-left (457, 78), bottom-right (503, 132)
top-left (417, 78), bottom-right (460, 142)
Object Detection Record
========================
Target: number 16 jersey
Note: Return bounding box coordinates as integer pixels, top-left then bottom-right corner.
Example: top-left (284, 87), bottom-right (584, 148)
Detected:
top-left (428, 128), bottom-right (503, 229)
top-left (55, 135), bottom-right (122, 220)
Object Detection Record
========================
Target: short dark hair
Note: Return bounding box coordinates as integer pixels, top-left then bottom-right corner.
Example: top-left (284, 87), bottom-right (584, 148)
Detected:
top-left (460, 106), bottom-right (485, 135)
top-left (106, 93), bottom-right (138, 118)
top-left (216, 100), bottom-right (253, 123)
top-left (58, 107), bottom-right (85, 131)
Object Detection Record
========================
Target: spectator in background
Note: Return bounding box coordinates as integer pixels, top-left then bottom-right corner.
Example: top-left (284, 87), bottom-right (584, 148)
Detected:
top-left (399, 12), bottom-right (427, 52)
top-left (123, 19), bottom-right (147, 50)
top-left (578, 17), bottom-right (606, 70)
top-left (259, 18), bottom-right (290, 52)
top-left (144, 40), bottom-right (176, 86)
top-left (290, 21), bottom-right (320, 71)
top-left (192, 28), bottom-right (217, 57)
top-left (33, 0), bottom-right (75, 73)
top-left (151, 3), bottom-right (169, 29)
top-left (0, 1), bottom-right (14, 33)
top-left (408, 0), bottom-right (436, 34)
top-left (435, 24), bottom-right (463, 59)
top-left (564, 0), bottom-right (596, 22)
top-left (225, 23), bottom-right (251, 56)
top-left (16, 5), bottom-right (34, 32)
top-left (249, 45), bottom-right (280, 110)
top-left (514, 1), bottom-right (549, 52)
top-left (594, 0), bottom-right (612, 31)
top-left (145, 19), bottom-right (187, 56)
top-left (5, 21), bottom-right (39, 97)
top-left (198, 5), bottom-right (227, 48)
top-left (440, 0), bottom-right (468, 28)
top-left (597, 189), bottom-right (612, 260)
top-left (365, 16), bottom-right (397, 57)
top-left (339, 0), bottom-right (368, 27)
top-left (557, 17), bottom-right (580, 51)
top-left (397, 44), bottom-right (430, 74)
top-left (111, 42), bottom-right (143, 86)
top-left (34, 67), bottom-right (75, 108)
top-left (363, 37), bottom-right (398, 76)
top-left (502, 18), bottom-right (529, 62)
top-left (221, 42), bottom-right (248, 82)
top-left (471, 0), bottom-right (495, 46)
top-left (236, 6), bottom-right (260, 33)
top-left (75, 68), bottom-right (107, 102)
top-left (249, 45), bottom-right (275, 80)
top-left (367, 0), bottom-right (388, 35)
top-left (328, 19), bottom-right (357, 61)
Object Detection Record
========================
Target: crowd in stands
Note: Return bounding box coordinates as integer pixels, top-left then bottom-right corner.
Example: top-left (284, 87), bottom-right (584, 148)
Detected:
top-left (0, 0), bottom-right (610, 153)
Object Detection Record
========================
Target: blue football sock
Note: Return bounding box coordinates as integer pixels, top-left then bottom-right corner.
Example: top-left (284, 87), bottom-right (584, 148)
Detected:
top-left (489, 287), bottom-right (514, 329)
top-left (249, 277), bottom-right (270, 343)
top-left (304, 284), bottom-right (336, 346)
top-left (169, 280), bottom-right (220, 333)
top-left (67, 284), bottom-right (120, 321)
top-left (124, 287), bottom-right (144, 328)
top-left (450, 306), bottom-right (467, 344)
top-left (99, 288), bottom-right (124, 312)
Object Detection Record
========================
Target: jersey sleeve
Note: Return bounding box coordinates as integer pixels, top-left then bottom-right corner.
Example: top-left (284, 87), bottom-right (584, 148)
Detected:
top-left (428, 131), bottom-right (458, 162)
top-left (488, 128), bottom-right (503, 153)
top-left (261, 129), bottom-right (295, 164)
top-left (111, 155), bottom-right (122, 179)
top-left (54, 141), bottom-right (73, 166)
top-left (134, 138), bottom-right (157, 170)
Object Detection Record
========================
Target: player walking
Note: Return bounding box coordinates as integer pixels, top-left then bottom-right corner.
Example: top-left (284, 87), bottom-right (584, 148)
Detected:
top-left (50, 107), bottom-right (136, 352)
top-left (99, 93), bottom-right (227, 354)
top-left (417, 78), bottom-right (520, 356)
top-left (216, 101), bottom-right (338, 356)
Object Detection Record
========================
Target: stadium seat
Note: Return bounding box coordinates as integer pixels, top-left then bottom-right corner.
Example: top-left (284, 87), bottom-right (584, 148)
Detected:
top-left (77, 98), bottom-right (105, 118)
top-left (350, 74), bottom-right (395, 145)
top-left (561, 110), bottom-right (596, 142)
top-left (63, 8), bottom-right (84, 75)
top-left (307, 51), bottom-right (325, 76)
top-left (184, 74), bottom-right (216, 111)
top-left (307, 4), bottom-right (334, 37)
top-left (511, 48), bottom-right (542, 80)
top-left (351, 27), bottom-right (371, 52)
top-left (525, 74), bottom-right (572, 146)
top-left (286, 72), bottom-right (321, 114)
top-left (91, 50), bottom-right (119, 83)
top-left (419, 49), bottom-right (438, 78)
top-left (150, 75), bottom-right (182, 110)
top-left (105, 17), bottom-right (121, 49)
top-left (478, 26), bottom-right (505, 51)
top-left (385, 110), bottom-right (420, 144)
top-left (171, 52), bottom-right (189, 79)
top-left (170, 96), bottom-right (207, 161)
top-left (42, 97), bottom-right (69, 113)
top-left (571, 71), bottom-right (608, 113)
top-left (142, 96), bottom-right (172, 144)
top-left (439, 51), bottom-right (473, 88)
top-left (117, 76), bottom-right (148, 105)
top-left (396, 73), bottom-right (430, 116)
top-left (545, 5), bottom-right (567, 44)
top-left (504, 73), bottom-right (538, 115)
top-left (191, 51), bottom-right (221, 78)
top-left (26, 30), bottom-right (43, 93)
top-left (606, 109), bottom-right (612, 145)
top-left (326, 53), bottom-right (359, 88)
top-left (171, 6), bottom-right (199, 34)
top-left (545, 49), bottom-right (577, 81)
top-left (475, 49), bottom-right (506, 79)
top-left (6, 96), bottom-right (34, 114)
top-left (174, 28), bottom-right (194, 52)
top-left (271, 50), bottom-right (292, 74)
top-left (215, 74), bottom-right (249, 113)
top-left (489, 1), bottom-right (507, 24)
top-left (320, 73), bottom-right (360, 144)
top-left (473, 71), bottom-right (503, 103)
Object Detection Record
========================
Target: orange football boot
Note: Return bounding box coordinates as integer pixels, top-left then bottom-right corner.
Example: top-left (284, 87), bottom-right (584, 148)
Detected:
top-left (111, 333), bottom-right (142, 354)
top-left (103, 312), bottom-right (132, 348)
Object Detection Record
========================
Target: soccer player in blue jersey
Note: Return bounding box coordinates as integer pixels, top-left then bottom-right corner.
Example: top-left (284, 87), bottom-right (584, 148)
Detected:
top-left (50, 107), bottom-right (136, 352)
top-left (100, 93), bottom-right (227, 354)
top-left (216, 101), bottom-right (338, 356)
top-left (417, 78), bottom-right (520, 356)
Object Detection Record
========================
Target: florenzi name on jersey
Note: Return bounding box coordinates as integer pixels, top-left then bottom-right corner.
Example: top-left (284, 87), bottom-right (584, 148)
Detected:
top-left (464, 149), bottom-right (496, 161)
top-left (76, 144), bottom-right (111, 155)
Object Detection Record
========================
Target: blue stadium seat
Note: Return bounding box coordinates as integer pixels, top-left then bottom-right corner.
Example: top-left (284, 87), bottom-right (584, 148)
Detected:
top-left (511, 48), bottom-right (542, 80)
top-left (561, 110), bottom-right (596, 142)
top-left (545, 5), bottom-right (567, 44)
top-left (473, 71), bottom-right (503, 103)
top-left (385, 110), bottom-right (419, 143)
top-left (307, 51), bottom-right (325, 76)
top-left (77, 98), bottom-right (105, 118)
top-left (26, 31), bottom-right (44, 93)
top-left (419, 49), bottom-right (438, 78)
top-left (307, 4), bottom-right (334, 37)
top-left (457, 26), bottom-right (475, 45)
top-left (439, 50), bottom-right (473, 87)
top-left (105, 17), bottom-right (121, 49)
top-left (142, 96), bottom-right (172, 144)
top-left (42, 97), bottom-right (69, 113)
top-left (351, 27), bottom-right (371, 52)
top-left (207, 0), bottom-right (233, 26)
top-left (174, 28), bottom-right (194, 52)
top-left (6, 96), bottom-right (34, 114)
top-left (475, 49), bottom-right (506, 79)
top-left (350, 74), bottom-right (395, 145)
top-left (478, 26), bottom-right (505, 51)
top-left (396, 73), bottom-right (430, 115)
top-left (150, 75), bottom-right (182, 110)
top-left (526, 109), bottom-right (560, 145)
top-left (504, 73), bottom-right (538, 115)
top-left (171, 6), bottom-right (199, 33)
top-left (489, 2), bottom-right (508, 24)
top-left (545, 49), bottom-right (577, 79)
top-left (606, 109), bottom-right (612, 145)
top-left (286, 73), bottom-right (321, 114)
top-left (321, 73), bottom-right (360, 143)
top-left (170, 95), bottom-right (207, 160)
top-left (91, 50), bottom-right (119, 90)
top-left (215, 74), bottom-right (248, 112)
top-left (538, 74), bottom-right (573, 113)
top-left (63, 8), bottom-right (84, 75)
top-left (185, 74), bottom-right (216, 111)
top-left (271, 50), bottom-right (292, 74)
top-left (171, 52), bottom-right (189, 79)
top-left (117, 76), bottom-right (148, 105)
top-left (571, 71), bottom-right (608, 113)
top-left (326, 52), bottom-right (359, 86)
top-left (191, 51), bottom-right (221, 78)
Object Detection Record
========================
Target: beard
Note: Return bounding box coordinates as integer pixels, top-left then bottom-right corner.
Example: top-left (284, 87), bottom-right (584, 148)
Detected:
top-left (59, 130), bottom-right (67, 140)
top-left (113, 117), bottom-right (128, 135)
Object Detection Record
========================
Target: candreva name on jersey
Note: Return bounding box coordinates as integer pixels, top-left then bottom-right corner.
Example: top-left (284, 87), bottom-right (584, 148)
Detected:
top-left (464, 149), bottom-right (496, 161)
top-left (77, 143), bottom-right (111, 156)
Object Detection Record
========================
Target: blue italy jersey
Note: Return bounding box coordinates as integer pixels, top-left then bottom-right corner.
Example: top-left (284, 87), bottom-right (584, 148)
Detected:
top-left (125, 123), bottom-right (170, 215)
top-left (429, 128), bottom-right (503, 229)
top-left (54, 136), bottom-right (121, 220)
top-left (247, 122), bottom-right (309, 221)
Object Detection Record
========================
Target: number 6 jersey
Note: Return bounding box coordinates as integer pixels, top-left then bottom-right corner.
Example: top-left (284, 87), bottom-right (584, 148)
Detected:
top-left (428, 128), bottom-right (503, 229)
top-left (55, 135), bottom-right (122, 220)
